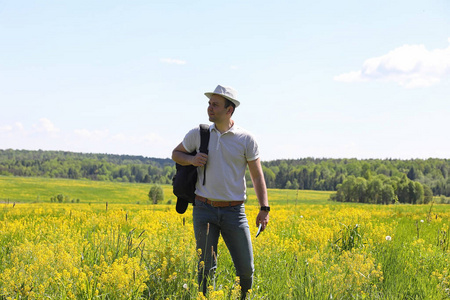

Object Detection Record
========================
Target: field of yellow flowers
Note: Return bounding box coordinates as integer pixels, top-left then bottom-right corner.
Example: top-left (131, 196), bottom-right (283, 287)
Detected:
top-left (1, 199), bottom-right (450, 299)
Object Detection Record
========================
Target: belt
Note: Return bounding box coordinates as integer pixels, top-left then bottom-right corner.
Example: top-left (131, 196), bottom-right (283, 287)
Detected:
top-left (195, 195), bottom-right (244, 207)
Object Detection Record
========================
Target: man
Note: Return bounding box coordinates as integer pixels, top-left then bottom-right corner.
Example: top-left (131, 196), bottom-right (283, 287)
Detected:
top-left (172, 85), bottom-right (270, 299)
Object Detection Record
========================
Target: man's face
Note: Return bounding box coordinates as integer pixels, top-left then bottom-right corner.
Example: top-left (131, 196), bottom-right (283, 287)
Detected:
top-left (208, 95), bottom-right (231, 123)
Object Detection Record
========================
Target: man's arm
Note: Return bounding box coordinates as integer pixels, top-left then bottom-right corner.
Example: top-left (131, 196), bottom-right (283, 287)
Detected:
top-left (172, 143), bottom-right (208, 167)
top-left (248, 158), bottom-right (270, 231)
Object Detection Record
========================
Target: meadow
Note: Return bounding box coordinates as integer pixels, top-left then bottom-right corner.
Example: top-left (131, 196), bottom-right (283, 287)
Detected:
top-left (0, 176), bottom-right (332, 206)
top-left (1, 176), bottom-right (450, 299)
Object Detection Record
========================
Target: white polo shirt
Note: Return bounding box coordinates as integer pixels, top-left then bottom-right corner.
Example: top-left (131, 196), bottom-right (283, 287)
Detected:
top-left (182, 124), bottom-right (260, 201)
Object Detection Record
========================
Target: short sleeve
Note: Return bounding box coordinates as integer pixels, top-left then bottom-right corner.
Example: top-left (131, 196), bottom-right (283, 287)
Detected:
top-left (245, 134), bottom-right (260, 162)
top-left (182, 127), bottom-right (200, 153)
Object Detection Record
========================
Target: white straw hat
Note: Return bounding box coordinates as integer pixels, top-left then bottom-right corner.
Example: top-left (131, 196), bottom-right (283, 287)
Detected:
top-left (204, 85), bottom-right (240, 107)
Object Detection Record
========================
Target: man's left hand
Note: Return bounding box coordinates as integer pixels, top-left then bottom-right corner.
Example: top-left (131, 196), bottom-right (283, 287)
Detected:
top-left (256, 211), bottom-right (269, 232)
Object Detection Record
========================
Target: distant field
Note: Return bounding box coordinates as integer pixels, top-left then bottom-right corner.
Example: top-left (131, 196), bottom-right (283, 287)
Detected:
top-left (0, 176), bottom-right (156, 204)
top-left (0, 176), bottom-right (333, 205)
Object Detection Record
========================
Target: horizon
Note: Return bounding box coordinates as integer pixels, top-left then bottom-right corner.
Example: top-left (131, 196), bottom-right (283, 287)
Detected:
top-left (2, 147), bottom-right (448, 163)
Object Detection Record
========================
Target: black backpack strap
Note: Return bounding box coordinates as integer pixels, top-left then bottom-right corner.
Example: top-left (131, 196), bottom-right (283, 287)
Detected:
top-left (199, 124), bottom-right (210, 185)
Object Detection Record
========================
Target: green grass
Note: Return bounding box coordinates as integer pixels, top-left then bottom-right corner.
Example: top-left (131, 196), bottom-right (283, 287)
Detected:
top-left (0, 176), bottom-right (166, 204)
top-left (248, 188), bottom-right (334, 205)
top-left (0, 175), bottom-right (333, 205)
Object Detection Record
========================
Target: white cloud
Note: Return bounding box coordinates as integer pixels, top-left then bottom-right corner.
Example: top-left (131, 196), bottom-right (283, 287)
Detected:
top-left (0, 122), bottom-right (30, 137)
top-left (335, 38), bottom-right (450, 88)
top-left (334, 71), bottom-right (364, 83)
top-left (142, 133), bottom-right (163, 143)
top-left (0, 119), bottom-right (58, 139)
top-left (0, 125), bottom-right (13, 133)
top-left (32, 118), bottom-right (60, 136)
top-left (15, 122), bottom-right (24, 131)
top-left (0, 119), bottom-right (170, 157)
top-left (111, 133), bottom-right (127, 141)
top-left (74, 129), bottom-right (109, 139)
top-left (111, 132), bottom-right (163, 144)
top-left (0, 119), bottom-right (60, 150)
top-left (72, 129), bottom-right (165, 154)
top-left (160, 58), bottom-right (187, 65)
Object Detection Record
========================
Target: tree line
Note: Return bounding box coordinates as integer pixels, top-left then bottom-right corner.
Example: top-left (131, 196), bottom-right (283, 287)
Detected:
top-left (329, 173), bottom-right (433, 204)
top-left (1, 149), bottom-right (450, 197)
top-left (0, 149), bottom-right (175, 184)
top-left (261, 158), bottom-right (450, 197)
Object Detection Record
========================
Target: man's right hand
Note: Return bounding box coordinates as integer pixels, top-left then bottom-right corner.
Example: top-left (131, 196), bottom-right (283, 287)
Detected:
top-left (191, 153), bottom-right (208, 167)
top-left (172, 143), bottom-right (208, 167)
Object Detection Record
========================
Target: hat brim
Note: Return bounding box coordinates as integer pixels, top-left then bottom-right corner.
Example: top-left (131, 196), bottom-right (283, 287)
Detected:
top-left (205, 92), bottom-right (240, 107)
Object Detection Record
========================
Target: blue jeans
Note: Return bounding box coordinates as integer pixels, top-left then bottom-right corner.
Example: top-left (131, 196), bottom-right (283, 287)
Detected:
top-left (193, 199), bottom-right (254, 298)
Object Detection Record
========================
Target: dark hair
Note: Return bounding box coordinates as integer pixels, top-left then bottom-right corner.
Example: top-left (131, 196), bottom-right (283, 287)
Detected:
top-left (224, 99), bottom-right (236, 115)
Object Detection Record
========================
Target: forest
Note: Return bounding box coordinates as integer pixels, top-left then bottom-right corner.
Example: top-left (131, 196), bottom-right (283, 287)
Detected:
top-left (1, 149), bottom-right (450, 197)
top-left (262, 158), bottom-right (450, 197)
top-left (0, 149), bottom-right (174, 184)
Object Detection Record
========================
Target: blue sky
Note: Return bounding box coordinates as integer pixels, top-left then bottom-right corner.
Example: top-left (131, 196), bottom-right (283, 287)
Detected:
top-left (1, 0), bottom-right (449, 161)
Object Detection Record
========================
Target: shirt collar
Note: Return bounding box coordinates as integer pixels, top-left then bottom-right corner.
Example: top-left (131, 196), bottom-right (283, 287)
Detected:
top-left (211, 123), bottom-right (237, 135)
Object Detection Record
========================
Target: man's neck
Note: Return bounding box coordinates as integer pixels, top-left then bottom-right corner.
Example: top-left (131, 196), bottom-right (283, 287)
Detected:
top-left (215, 119), bottom-right (234, 134)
